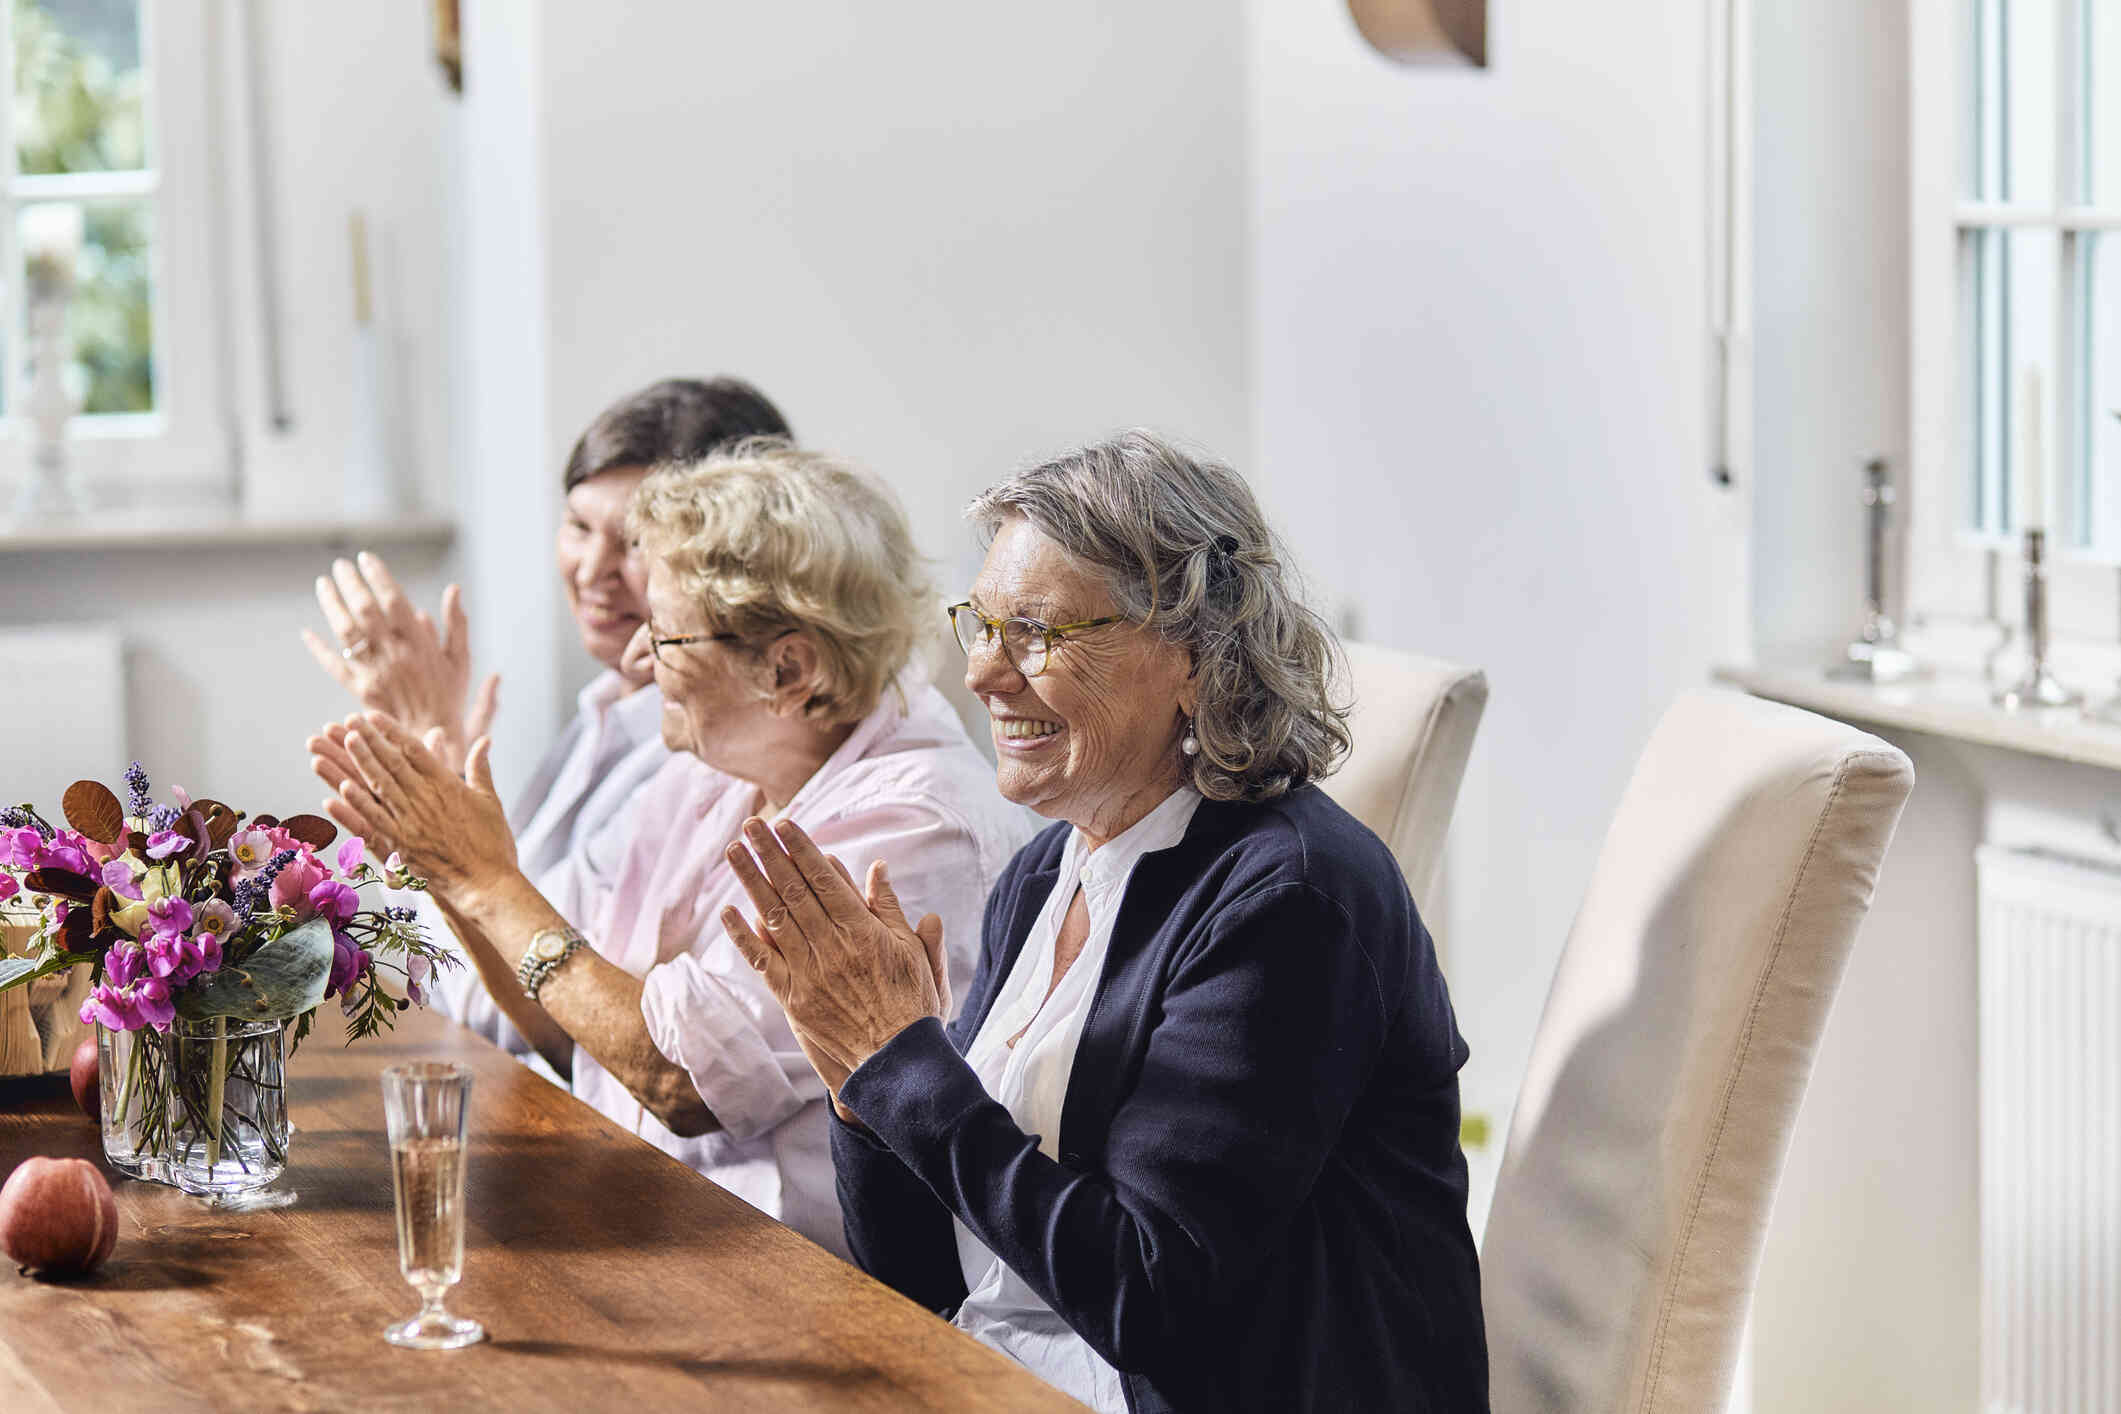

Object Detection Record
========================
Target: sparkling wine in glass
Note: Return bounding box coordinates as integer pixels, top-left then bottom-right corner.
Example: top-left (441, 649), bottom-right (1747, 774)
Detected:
top-left (381, 1062), bottom-right (484, 1349)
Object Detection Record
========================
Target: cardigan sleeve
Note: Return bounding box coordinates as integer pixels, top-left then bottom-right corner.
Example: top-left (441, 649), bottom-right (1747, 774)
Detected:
top-left (830, 867), bottom-right (1020, 1311)
top-left (834, 879), bottom-right (1395, 1374)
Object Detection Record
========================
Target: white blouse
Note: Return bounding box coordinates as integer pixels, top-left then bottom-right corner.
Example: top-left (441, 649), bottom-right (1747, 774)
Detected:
top-left (424, 671), bottom-right (675, 1068)
top-left (950, 785), bottom-right (1203, 1414)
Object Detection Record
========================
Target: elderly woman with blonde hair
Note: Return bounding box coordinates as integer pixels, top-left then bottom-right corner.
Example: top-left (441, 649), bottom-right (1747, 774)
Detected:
top-left (315, 441), bottom-right (1033, 1253)
top-left (722, 431), bottom-right (1487, 1411)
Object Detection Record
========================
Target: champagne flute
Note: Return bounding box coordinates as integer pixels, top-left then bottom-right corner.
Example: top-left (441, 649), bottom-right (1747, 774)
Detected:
top-left (380, 1062), bottom-right (484, 1349)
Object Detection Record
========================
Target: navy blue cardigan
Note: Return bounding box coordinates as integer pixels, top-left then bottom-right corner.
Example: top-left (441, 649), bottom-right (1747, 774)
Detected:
top-left (832, 785), bottom-right (1489, 1413)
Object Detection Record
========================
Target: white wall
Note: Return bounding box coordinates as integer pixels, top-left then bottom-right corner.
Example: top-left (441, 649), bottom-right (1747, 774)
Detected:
top-left (1750, 0), bottom-right (1910, 667)
top-left (528, 0), bottom-right (1251, 709)
top-left (1248, 0), bottom-right (1749, 1228)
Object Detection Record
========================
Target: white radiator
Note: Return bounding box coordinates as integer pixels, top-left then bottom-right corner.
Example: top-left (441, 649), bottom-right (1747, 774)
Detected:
top-left (1978, 845), bottom-right (2121, 1414)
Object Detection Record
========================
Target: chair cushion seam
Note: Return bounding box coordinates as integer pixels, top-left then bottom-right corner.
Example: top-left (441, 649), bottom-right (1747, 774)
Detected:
top-left (1637, 752), bottom-right (1863, 1410)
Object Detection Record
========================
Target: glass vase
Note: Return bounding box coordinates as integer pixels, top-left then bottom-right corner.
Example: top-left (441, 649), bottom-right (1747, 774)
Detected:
top-left (98, 1017), bottom-right (290, 1196)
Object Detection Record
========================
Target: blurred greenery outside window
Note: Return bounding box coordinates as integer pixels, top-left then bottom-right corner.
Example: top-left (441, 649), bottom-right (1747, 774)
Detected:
top-left (8, 0), bottom-right (154, 419)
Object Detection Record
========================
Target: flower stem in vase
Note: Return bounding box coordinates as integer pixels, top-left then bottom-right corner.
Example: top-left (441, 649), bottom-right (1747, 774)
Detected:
top-left (207, 1017), bottom-right (227, 1170)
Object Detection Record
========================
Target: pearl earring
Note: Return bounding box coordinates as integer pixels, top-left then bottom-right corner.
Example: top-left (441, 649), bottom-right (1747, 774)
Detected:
top-left (1181, 718), bottom-right (1199, 757)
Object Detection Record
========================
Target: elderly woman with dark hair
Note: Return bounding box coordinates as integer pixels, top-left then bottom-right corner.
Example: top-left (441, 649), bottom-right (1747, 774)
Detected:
top-left (723, 431), bottom-right (1487, 1412)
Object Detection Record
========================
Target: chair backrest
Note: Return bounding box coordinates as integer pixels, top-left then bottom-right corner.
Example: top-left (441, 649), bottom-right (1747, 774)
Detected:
top-left (1317, 641), bottom-right (1487, 903)
top-left (1480, 689), bottom-right (1913, 1414)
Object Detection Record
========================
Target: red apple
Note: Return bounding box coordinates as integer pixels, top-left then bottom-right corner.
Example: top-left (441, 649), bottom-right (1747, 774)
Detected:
top-left (68, 1036), bottom-right (99, 1120)
top-left (0, 1156), bottom-right (118, 1277)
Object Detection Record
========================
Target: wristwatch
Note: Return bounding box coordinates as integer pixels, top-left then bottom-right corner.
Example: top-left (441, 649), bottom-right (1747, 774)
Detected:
top-left (516, 926), bottom-right (586, 1002)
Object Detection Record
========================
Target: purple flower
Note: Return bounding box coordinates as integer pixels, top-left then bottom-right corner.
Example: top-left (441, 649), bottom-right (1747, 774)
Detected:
top-left (309, 878), bottom-right (359, 926)
top-left (193, 899), bottom-right (236, 938)
top-left (146, 896), bottom-right (194, 936)
top-left (104, 940), bottom-right (146, 988)
top-left (80, 985), bottom-right (140, 1032)
top-left (143, 932), bottom-right (187, 980)
top-left (4, 827), bottom-right (42, 869)
top-left (336, 836), bottom-right (366, 876)
top-left (192, 929), bottom-right (223, 975)
top-left (36, 831), bottom-right (90, 876)
top-left (0, 873), bottom-right (15, 903)
top-left (327, 930), bottom-right (370, 998)
top-left (377, 951), bottom-right (431, 1007)
top-left (100, 859), bottom-right (142, 900)
top-left (145, 829), bottom-right (193, 860)
top-left (133, 976), bottom-right (175, 1030)
top-left (124, 762), bottom-right (151, 816)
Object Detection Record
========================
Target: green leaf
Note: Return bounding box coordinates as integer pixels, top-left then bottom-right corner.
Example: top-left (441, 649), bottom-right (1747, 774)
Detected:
top-left (0, 948), bottom-right (93, 993)
top-left (175, 917), bottom-right (335, 1022)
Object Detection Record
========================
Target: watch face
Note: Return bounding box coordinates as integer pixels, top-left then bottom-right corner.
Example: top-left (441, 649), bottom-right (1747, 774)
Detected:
top-left (533, 934), bottom-right (570, 962)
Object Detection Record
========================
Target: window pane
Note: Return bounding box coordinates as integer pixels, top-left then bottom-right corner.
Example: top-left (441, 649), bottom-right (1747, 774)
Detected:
top-left (11, 0), bottom-right (144, 175)
top-left (1972, 228), bottom-right (2010, 529)
top-left (19, 198), bottom-right (153, 415)
top-left (1972, 0), bottom-right (2005, 199)
top-left (1972, 0), bottom-right (2059, 203)
top-left (2007, 230), bottom-right (2060, 534)
top-left (2089, 235), bottom-right (2121, 550)
top-left (1972, 228), bottom-right (2061, 535)
top-left (2091, 0), bottom-right (2121, 203)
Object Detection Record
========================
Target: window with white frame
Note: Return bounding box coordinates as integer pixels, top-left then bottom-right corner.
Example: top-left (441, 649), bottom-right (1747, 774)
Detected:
top-left (0, 0), bottom-right (227, 500)
top-left (1909, 0), bottom-right (2121, 642)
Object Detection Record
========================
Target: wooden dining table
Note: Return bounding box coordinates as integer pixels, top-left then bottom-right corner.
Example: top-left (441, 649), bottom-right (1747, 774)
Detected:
top-left (0, 1006), bottom-right (1085, 1412)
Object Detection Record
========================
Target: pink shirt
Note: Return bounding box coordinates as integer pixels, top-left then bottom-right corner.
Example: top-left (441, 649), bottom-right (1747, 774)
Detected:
top-left (573, 682), bottom-right (1035, 1256)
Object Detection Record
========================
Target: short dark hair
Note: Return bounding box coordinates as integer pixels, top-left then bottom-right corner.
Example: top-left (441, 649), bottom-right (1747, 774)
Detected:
top-left (561, 377), bottom-right (792, 492)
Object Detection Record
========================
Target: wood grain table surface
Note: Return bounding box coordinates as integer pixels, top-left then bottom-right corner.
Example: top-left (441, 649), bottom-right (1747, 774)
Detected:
top-left (0, 1006), bottom-right (1084, 1413)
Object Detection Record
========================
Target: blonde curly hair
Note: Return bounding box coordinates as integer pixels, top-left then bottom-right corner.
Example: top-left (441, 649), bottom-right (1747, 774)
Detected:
top-left (630, 438), bottom-right (929, 725)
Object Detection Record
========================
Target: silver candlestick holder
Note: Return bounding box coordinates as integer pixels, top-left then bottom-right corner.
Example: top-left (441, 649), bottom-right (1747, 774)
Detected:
top-left (1994, 528), bottom-right (2082, 711)
top-left (1829, 458), bottom-right (1925, 682)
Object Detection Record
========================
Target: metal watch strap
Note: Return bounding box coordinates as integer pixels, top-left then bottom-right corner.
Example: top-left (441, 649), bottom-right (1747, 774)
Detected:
top-left (516, 927), bottom-right (586, 1001)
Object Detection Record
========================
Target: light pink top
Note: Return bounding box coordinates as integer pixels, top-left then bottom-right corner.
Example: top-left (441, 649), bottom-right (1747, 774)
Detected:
top-left (574, 682), bottom-right (1035, 1256)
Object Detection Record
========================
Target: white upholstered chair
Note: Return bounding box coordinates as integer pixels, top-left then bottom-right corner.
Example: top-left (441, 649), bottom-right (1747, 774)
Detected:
top-left (1480, 689), bottom-right (1914, 1414)
top-left (1318, 641), bottom-right (1488, 904)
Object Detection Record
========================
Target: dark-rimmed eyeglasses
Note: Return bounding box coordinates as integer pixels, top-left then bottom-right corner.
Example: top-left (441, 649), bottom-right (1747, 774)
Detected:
top-left (646, 624), bottom-right (741, 666)
top-left (946, 601), bottom-right (1127, 679)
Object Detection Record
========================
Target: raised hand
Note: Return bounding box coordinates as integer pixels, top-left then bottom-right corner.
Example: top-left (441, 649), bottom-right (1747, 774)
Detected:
top-left (301, 551), bottom-right (500, 774)
top-left (332, 712), bottom-right (516, 904)
top-left (718, 818), bottom-right (945, 1096)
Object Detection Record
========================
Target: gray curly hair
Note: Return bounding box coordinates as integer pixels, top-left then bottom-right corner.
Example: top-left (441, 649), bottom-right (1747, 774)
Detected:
top-left (966, 430), bottom-right (1350, 802)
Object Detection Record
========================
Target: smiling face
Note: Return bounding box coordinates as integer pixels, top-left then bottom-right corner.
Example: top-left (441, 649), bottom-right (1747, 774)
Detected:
top-left (557, 465), bottom-right (652, 670)
top-left (966, 517), bottom-right (1195, 848)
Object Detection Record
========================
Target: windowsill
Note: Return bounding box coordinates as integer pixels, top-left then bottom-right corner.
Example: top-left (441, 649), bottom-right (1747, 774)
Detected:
top-left (1714, 661), bottom-right (2121, 774)
top-left (0, 512), bottom-right (456, 555)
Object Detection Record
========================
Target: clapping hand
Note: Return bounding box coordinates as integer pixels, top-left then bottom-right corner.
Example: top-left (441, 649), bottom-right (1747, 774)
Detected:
top-left (720, 818), bottom-right (949, 1117)
top-left (320, 712), bottom-right (516, 906)
top-left (302, 551), bottom-right (500, 775)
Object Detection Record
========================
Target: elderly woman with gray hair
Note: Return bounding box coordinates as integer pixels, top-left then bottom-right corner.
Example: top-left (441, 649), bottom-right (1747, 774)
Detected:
top-left (316, 442), bottom-right (1032, 1254)
top-left (723, 431), bottom-right (1488, 1412)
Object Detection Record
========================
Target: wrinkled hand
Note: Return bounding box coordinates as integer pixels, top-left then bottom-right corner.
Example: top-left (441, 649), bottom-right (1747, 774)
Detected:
top-left (307, 718), bottom-right (458, 860)
top-left (719, 818), bottom-right (947, 1106)
top-left (329, 711), bottom-right (516, 904)
top-left (301, 551), bottom-right (500, 774)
